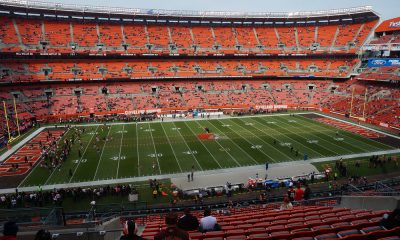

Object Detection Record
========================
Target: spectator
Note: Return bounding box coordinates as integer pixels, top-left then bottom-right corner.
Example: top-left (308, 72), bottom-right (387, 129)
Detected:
top-left (303, 184), bottom-right (311, 201)
top-left (199, 208), bottom-right (220, 232)
top-left (178, 208), bottom-right (199, 231)
top-left (34, 229), bottom-right (52, 240)
top-left (120, 220), bottom-right (143, 240)
top-left (0, 221), bottom-right (18, 240)
top-left (381, 208), bottom-right (400, 230)
top-left (154, 212), bottom-right (189, 240)
top-left (294, 184), bottom-right (304, 201)
top-left (287, 186), bottom-right (295, 202)
top-left (280, 196), bottom-right (293, 210)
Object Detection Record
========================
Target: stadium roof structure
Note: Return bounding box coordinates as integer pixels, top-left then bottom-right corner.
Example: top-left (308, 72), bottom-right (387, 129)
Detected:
top-left (375, 16), bottom-right (400, 33)
top-left (0, 0), bottom-right (379, 25)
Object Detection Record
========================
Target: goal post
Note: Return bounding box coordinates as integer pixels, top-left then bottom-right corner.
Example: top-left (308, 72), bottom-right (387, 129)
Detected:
top-left (3, 101), bottom-right (11, 141)
top-left (13, 97), bottom-right (21, 137)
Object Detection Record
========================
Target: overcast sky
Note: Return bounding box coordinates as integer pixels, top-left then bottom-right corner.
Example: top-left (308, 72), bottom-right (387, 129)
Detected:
top-left (50, 0), bottom-right (399, 20)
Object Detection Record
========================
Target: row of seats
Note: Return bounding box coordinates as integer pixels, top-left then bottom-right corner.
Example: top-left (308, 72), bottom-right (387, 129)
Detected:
top-left (0, 59), bottom-right (357, 82)
top-left (1, 79), bottom-right (399, 135)
top-left (357, 66), bottom-right (400, 81)
top-left (0, 16), bottom-right (377, 54)
top-left (137, 205), bottom-right (395, 240)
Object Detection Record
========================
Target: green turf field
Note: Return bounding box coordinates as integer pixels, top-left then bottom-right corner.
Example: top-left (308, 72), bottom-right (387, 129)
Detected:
top-left (19, 114), bottom-right (394, 187)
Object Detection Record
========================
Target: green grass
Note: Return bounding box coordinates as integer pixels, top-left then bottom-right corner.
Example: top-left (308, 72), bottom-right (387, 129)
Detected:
top-left (312, 155), bottom-right (400, 177)
top-left (20, 114), bottom-right (394, 187)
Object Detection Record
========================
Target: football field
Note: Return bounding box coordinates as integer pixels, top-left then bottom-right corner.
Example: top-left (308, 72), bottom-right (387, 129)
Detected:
top-left (19, 113), bottom-right (394, 187)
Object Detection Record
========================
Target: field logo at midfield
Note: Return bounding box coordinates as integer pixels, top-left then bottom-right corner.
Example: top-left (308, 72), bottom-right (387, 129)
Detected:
top-left (144, 128), bottom-right (155, 132)
top-left (334, 137), bottom-right (344, 141)
top-left (307, 140), bottom-right (319, 144)
top-left (117, 130), bottom-right (128, 134)
top-left (244, 122), bottom-right (254, 126)
top-left (197, 133), bottom-right (226, 141)
top-left (171, 127), bottom-right (181, 131)
top-left (288, 120), bottom-right (297, 123)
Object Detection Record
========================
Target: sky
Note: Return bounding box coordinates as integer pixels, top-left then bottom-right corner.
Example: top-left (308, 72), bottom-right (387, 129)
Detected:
top-left (49, 0), bottom-right (399, 20)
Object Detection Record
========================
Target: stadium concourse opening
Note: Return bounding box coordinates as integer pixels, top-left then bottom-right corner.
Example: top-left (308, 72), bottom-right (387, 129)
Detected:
top-left (0, 1), bottom-right (400, 239)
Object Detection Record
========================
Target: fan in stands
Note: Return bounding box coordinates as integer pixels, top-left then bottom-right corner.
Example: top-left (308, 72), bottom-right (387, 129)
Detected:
top-left (0, 1), bottom-right (399, 239)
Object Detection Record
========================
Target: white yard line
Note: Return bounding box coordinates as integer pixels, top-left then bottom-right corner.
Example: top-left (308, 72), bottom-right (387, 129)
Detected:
top-left (217, 119), bottom-right (276, 162)
top-left (4, 148), bottom-right (399, 194)
top-left (206, 120), bottom-right (259, 165)
top-left (160, 122), bottom-right (183, 173)
top-left (193, 120), bottom-right (242, 167)
top-left (171, 122), bottom-right (204, 171)
top-left (93, 126), bottom-right (112, 180)
top-left (43, 128), bottom-right (78, 185)
top-left (272, 116), bottom-right (354, 155)
top-left (256, 117), bottom-right (325, 157)
top-left (288, 115), bottom-right (371, 153)
top-left (116, 125), bottom-right (125, 178)
top-left (136, 123), bottom-right (141, 176)
top-left (147, 123), bottom-right (162, 175)
top-left (183, 121), bottom-right (223, 168)
top-left (69, 126), bottom-right (99, 183)
top-left (234, 118), bottom-right (296, 161)
top-left (314, 112), bottom-right (400, 140)
top-left (300, 114), bottom-right (393, 150)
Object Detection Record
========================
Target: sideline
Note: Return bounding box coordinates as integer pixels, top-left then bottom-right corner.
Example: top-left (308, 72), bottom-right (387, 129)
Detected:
top-left (0, 148), bottom-right (399, 194)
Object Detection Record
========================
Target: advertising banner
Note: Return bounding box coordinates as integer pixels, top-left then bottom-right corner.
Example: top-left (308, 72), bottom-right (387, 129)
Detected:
top-left (367, 58), bottom-right (400, 67)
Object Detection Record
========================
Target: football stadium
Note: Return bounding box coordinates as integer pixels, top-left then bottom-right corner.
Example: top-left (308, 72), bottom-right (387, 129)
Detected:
top-left (0, 0), bottom-right (400, 239)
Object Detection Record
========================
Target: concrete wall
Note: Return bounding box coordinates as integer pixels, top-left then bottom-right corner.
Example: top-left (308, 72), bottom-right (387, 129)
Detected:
top-left (340, 195), bottom-right (400, 211)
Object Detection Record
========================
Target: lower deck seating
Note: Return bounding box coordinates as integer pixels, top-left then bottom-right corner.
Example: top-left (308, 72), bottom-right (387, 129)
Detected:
top-left (136, 205), bottom-right (394, 240)
top-left (0, 79), bottom-right (399, 138)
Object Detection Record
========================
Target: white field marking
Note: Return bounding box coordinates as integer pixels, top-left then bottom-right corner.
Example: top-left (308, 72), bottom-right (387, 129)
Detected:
top-left (5, 148), bottom-right (400, 194)
top-left (297, 114), bottom-right (387, 151)
top-left (43, 128), bottom-right (80, 185)
top-left (136, 123), bottom-right (141, 176)
top-left (183, 121), bottom-right (223, 168)
top-left (116, 125), bottom-right (125, 178)
top-left (254, 117), bottom-right (324, 157)
top-left (93, 125), bottom-right (113, 180)
top-left (193, 120), bottom-right (242, 167)
top-left (313, 112), bottom-right (400, 140)
top-left (171, 122), bottom-right (203, 171)
top-left (275, 115), bottom-right (358, 154)
top-left (235, 118), bottom-right (296, 161)
top-left (297, 115), bottom-right (379, 152)
top-left (160, 122), bottom-right (183, 173)
top-left (41, 127), bottom-right (72, 185)
top-left (147, 123), bottom-right (162, 175)
top-left (222, 119), bottom-right (277, 163)
top-left (69, 126), bottom-right (100, 183)
top-left (206, 120), bottom-right (259, 165)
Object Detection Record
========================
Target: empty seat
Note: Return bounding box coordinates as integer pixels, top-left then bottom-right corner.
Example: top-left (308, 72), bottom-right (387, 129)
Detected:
top-left (361, 225), bottom-right (385, 233)
top-left (337, 229), bottom-right (360, 237)
top-left (315, 233), bottom-right (338, 240)
top-left (248, 233), bottom-right (270, 240)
